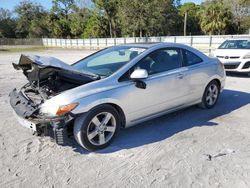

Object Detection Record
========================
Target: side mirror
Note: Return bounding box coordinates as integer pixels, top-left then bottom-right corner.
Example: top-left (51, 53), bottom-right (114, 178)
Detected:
top-left (130, 69), bottom-right (148, 79)
top-left (130, 69), bottom-right (148, 89)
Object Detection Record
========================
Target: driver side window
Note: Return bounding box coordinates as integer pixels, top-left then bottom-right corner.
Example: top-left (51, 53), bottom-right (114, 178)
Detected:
top-left (133, 48), bottom-right (182, 75)
top-left (119, 48), bottom-right (183, 81)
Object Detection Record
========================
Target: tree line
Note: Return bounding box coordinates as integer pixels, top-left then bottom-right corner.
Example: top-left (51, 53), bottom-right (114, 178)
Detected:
top-left (0, 0), bottom-right (249, 39)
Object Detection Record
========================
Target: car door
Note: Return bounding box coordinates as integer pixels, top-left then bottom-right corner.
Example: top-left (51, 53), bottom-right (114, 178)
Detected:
top-left (181, 49), bottom-right (210, 103)
top-left (118, 48), bottom-right (190, 123)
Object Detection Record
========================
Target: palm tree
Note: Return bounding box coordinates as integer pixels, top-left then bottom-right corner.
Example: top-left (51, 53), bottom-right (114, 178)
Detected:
top-left (199, 1), bottom-right (232, 35)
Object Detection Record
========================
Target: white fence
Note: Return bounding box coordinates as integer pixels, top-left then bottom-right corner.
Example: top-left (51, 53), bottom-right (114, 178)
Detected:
top-left (42, 34), bottom-right (250, 53)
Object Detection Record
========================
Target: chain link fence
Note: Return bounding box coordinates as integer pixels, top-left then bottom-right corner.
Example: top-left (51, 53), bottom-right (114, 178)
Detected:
top-left (0, 38), bottom-right (43, 46)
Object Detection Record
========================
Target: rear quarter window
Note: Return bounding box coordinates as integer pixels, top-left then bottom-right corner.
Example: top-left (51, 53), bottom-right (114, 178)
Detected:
top-left (183, 50), bottom-right (203, 66)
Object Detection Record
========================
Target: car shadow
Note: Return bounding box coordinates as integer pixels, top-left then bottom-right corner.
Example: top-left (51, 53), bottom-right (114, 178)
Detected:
top-left (68, 89), bottom-right (250, 154)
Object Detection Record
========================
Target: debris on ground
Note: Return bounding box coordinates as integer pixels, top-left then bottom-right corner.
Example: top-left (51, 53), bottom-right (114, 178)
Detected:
top-left (203, 148), bottom-right (235, 161)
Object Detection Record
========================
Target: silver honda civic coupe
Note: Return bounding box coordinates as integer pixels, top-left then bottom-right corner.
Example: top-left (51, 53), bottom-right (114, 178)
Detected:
top-left (10, 43), bottom-right (225, 151)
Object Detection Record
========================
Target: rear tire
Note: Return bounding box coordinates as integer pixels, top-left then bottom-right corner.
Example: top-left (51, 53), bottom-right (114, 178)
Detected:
top-left (199, 80), bottom-right (220, 109)
top-left (73, 104), bottom-right (120, 151)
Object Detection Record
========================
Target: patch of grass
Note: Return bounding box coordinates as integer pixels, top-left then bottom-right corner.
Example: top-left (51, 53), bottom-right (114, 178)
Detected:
top-left (0, 46), bottom-right (47, 53)
top-left (0, 49), bottom-right (8, 52)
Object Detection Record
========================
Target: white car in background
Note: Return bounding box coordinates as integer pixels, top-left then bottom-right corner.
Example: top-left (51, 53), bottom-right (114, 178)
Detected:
top-left (214, 39), bottom-right (250, 75)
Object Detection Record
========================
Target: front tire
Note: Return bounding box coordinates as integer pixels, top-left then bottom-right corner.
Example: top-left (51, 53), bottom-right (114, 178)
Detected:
top-left (73, 104), bottom-right (120, 151)
top-left (199, 80), bottom-right (220, 109)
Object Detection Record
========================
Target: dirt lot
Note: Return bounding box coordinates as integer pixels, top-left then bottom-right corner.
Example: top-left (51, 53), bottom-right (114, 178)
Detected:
top-left (0, 49), bottom-right (250, 188)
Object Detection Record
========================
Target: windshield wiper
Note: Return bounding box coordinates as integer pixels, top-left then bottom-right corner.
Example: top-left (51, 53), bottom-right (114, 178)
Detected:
top-left (70, 68), bottom-right (100, 80)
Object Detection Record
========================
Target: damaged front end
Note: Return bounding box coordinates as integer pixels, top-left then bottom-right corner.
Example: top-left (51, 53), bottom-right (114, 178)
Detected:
top-left (9, 87), bottom-right (73, 145)
top-left (9, 54), bottom-right (98, 145)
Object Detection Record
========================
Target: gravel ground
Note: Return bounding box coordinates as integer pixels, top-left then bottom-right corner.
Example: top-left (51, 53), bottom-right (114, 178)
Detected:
top-left (0, 49), bottom-right (250, 188)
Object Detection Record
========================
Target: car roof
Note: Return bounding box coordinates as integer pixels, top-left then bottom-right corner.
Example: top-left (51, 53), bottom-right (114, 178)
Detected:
top-left (118, 42), bottom-right (161, 48)
top-left (117, 42), bottom-right (189, 49)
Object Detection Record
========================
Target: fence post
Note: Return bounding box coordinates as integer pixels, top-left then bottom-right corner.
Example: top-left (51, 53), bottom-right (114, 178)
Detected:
top-left (105, 38), bottom-right (107, 47)
top-left (97, 38), bottom-right (99, 49)
top-left (190, 36), bottom-right (193, 46)
top-left (174, 36), bottom-right (176, 43)
top-left (209, 35), bottom-right (213, 55)
top-left (114, 38), bottom-right (116, 46)
top-left (124, 37), bottom-right (126, 44)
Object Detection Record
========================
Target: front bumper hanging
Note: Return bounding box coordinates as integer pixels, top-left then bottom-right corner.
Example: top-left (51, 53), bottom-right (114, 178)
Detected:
top-left (9, 88), bottom-right (72, 146)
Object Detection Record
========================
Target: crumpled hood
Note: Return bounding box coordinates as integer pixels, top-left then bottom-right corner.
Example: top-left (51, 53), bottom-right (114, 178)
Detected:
top-left (26, 55), bottom-right (77, 70)
top-left (13, 54), bottom-right (75, 70)
top-left (12, 54), bottom-right (98, 83)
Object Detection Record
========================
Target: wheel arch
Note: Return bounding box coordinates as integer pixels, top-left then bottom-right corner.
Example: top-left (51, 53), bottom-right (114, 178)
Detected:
top-left (212, 78), bottom-right (221, 90)
top-left (204, 76), bottom-right (223, 92)
top-left (105, 103), bottom-right (126, 128)
top-left (72, 100), bottom-right (127, 129)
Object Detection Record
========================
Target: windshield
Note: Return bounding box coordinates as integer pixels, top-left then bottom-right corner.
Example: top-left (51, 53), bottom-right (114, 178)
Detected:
top-left (72, 46), bottom-right (146, 77)
top-left (219, 40), bottom-right (250, 49)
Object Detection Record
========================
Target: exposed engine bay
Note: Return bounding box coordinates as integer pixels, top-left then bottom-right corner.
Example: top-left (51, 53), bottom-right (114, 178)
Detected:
top-left (20, 73), bottom-right (82, 105)
top-left (10, 54), bottom-right (99, 119)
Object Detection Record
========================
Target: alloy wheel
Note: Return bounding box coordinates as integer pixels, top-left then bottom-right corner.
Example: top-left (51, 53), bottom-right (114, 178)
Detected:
top-left (206, 84), bottom-right (218, 106)
top-left (87, 112), bottom-right (116, 146)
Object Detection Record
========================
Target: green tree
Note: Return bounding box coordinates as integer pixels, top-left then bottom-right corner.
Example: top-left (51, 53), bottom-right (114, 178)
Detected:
top-left (223, 0), bottom-right (250, 33)
top-left (199, 1), bottom-right (233, 34)
top-left (82, 11), bottom-right (109, 38)
top-left (69, 7), bottom-right (90, 37)
top-left (47, 0), bottom-right (76, 38)
top-left (0, 8), bottom-right (16, 38)
top-left (179, 2), bottom-right (201, 35)
top-left (119, 0), bottom-right (180, 37)
top-left (92, 0), bottom-right (120, 38)
top-left (118, 0), bottom-right (148, 37)
top-left (15, 0), bottom-right (48, 38)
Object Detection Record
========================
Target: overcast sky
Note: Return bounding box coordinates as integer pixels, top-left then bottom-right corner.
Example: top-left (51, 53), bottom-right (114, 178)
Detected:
top-left (0, 0), bottom-right (204, 11)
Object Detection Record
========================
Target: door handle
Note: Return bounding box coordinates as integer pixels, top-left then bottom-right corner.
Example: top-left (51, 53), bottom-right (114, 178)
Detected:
top-left (177, 73), bottom-right (184, 79)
